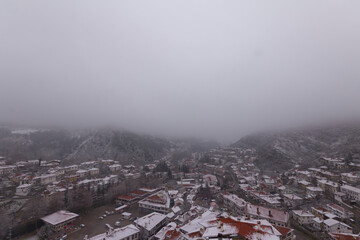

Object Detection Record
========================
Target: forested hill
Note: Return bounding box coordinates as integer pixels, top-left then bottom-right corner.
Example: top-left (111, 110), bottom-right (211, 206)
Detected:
top-left (0, 127), bottom-right (172, 165)
top-left (232, 123), bottom-right (360, 171)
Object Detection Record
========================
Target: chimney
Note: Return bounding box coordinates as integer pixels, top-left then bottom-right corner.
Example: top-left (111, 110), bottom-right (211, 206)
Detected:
top-left (257, 207), bottom-right (260, 215)
top-left (268, 210), bottom-right (272, 217)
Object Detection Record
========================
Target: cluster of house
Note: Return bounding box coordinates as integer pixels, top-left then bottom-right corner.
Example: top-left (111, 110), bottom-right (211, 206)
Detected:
top-left (5, 148), bottom-right (360, 240)
top-left (42, 197), bottom-right (294, 240)
top-left (0, 158), bottom-right (147, 199)
top-left (227, 154), bottom-right (360, 239)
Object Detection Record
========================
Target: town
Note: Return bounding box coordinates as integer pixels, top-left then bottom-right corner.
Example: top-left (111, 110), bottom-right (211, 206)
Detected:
top-left (1, 147), bottom-right (360, 240)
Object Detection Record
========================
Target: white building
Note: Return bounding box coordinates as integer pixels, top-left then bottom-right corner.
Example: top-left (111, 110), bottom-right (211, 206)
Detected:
top-left (202, 174), bottom-right (218, 186)
top-left (33, 174), bottom-right (57, 185)
top-left (341, 173), bottom-right (360, 184)
top-left (323, 219), bottom-right (352, 234)
top-left (138, 190), bottom-right (170, 214)
top-left (41, 210), bottom-right (78, 232)
top-left (0, 165), bottom-right (16, 175)
top-left (64, 165), bottom-right (79, 173)
top-left (326, 203), bottom-right (352, 219)
top-left (76, 169), bottom-right (89, 178)
top-left (245, 204), bottom-right (289, 227)
top-left (306, 186), bottom-right (323, 196)
top-left (283, 194), bottom-right (303, 207)
top-left (87, 224), bottom-right (140, 240)
top-left (134, 212), bottom-right (167, 239)
top-left (89, 168), bottom-right (99, 176)
top-left (221, 192), bottom-right (247, 215)
top-left (15, 184), bottom-right (32, 196)
top-left (109, 164), bottom-right (122, 173)
top-left (292, 210), bottom-right (315, 225)
top-left (341, 185), bottom-right (360, 201)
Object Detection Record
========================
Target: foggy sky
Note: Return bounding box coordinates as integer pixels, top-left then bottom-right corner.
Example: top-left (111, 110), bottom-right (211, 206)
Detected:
top-left (0, 0), bottom-right (360, 141)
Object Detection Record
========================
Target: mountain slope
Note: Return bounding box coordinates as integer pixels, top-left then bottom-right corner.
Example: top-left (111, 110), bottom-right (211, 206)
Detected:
top-left (0, 127), bottom-right (172, 165)
top-left (232, 124), bottom-right (360, 171)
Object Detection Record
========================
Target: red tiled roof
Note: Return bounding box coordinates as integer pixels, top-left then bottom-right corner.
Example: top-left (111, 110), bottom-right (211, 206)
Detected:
top-left (331, 233), bottom-right (360, 240)
top-left (130, 190), bottom-right (148, 196)
top-left (328, 203), bottom-right (345, 213)
top-left (117, 194), bottom-right (137, 201)
top-left (217, 218), bottom-right (279, 237)
top-left (275, 226), bottom-right (293, 236)
top-left (188, 231), bottom-right (202, 238)
top-left (164, 230), bottom-right (182, 240)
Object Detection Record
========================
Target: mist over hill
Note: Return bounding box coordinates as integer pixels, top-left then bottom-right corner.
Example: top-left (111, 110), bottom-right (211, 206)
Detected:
top-left (0, 127), bottom-right (171, 164)
top-left (0, 126), bottom-right (219, 165)
top-left (232, 123), bottom-right (360, 171)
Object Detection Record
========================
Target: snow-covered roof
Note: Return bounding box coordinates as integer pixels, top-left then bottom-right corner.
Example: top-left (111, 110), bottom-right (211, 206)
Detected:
top-left (341, 185), bottom-right (360, 194)
top-left (324, 218), bottom-right (339, 227)
top-left (88, 224), bottom-right (139, 240)
top-left (245, 204), bottom-right (289, 224)
top-left (41, 210), bottom-right (78, 226)
top-left (222, 193), bottom-right (247, 207)
top-left (283, 194), bottom-right (302, 200)
top-left (292, 210), bottom-right (314, 217)
top-left (134, 212), bottom-right (166, 231)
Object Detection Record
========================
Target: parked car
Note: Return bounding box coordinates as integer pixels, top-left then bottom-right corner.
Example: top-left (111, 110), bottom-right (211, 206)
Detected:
top-left (80, 224), bottom-right (85, 228)
top-left (99, 216), bottom-right (104, 220)
top-left (115, 221), bottom-right (121, 226)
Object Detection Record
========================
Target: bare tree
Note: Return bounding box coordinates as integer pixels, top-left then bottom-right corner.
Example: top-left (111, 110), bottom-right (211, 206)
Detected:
top-left (22, 196), bottom-right (48, 229)
top-left (48, 193), bottom-right (65, 213)
top-left (0, 211), bottom-right (12, 239)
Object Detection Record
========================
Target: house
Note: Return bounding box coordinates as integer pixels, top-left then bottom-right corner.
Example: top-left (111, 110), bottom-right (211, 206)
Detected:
top-left (341, 173), bottom-right (360, 184)
top-left (154, 222), bottom-right (184, 240)
top-left (109, 164), bottom-right (122, 173)
top-left (326, 203), bottom-right (353, 219)
top-left (221, 192), bottom-right (247, 215)
top-left (311, 206), bottom-right (329, 219)
top-left (33, 174), bottom-right (57, 185)
top-left (15, 184), bottom-right (32, 196)
top-left (64, 165), bottom-right (79, 173)
top-left (323, 219), bottom-right (352, 234)
top-left (298, 180), bottom-right (311, 189)
top-left (89, 168), bottom-right (99, 176)
top-left (138, 190), bottom-right (171, 214)
top-left (0, 165), bottom-right (16, 175)
top-left (283, 194), bottom-right (302, 207)
top-left (41, 210), bottom-right (79, 232)
top-left (134, 212), bottom-right (167, 239)
top-left (306, 186), bottom-right (323, 197)
top-left (87, 224), bottom-right (140, 240)
top-left (245, 204), bottom-right (290, 227)
top-left (341, 185), bottom-right (360, 201)
top-left (76, 169), bottom-right (89, 178)
top-left (292, 210), bottom-right (315, 225)
top-left (202, 174), bottom-right (218, 186)
top-left (311, 217), bottom-right (322, 230)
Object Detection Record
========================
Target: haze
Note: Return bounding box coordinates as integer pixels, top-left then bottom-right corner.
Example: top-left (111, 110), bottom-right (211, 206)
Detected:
top-left (0, 0), bottom-right (359, 141)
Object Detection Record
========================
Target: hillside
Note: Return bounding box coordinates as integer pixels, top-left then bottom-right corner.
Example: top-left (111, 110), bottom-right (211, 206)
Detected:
top-left (0, 127), bottom-right (173, 165)
top-left (232, 124), bottom-right (360, 171)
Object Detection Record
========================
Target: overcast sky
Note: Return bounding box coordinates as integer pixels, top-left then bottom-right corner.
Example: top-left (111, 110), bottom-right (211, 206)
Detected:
top-left (0, 1), bottom-right (359, 141)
